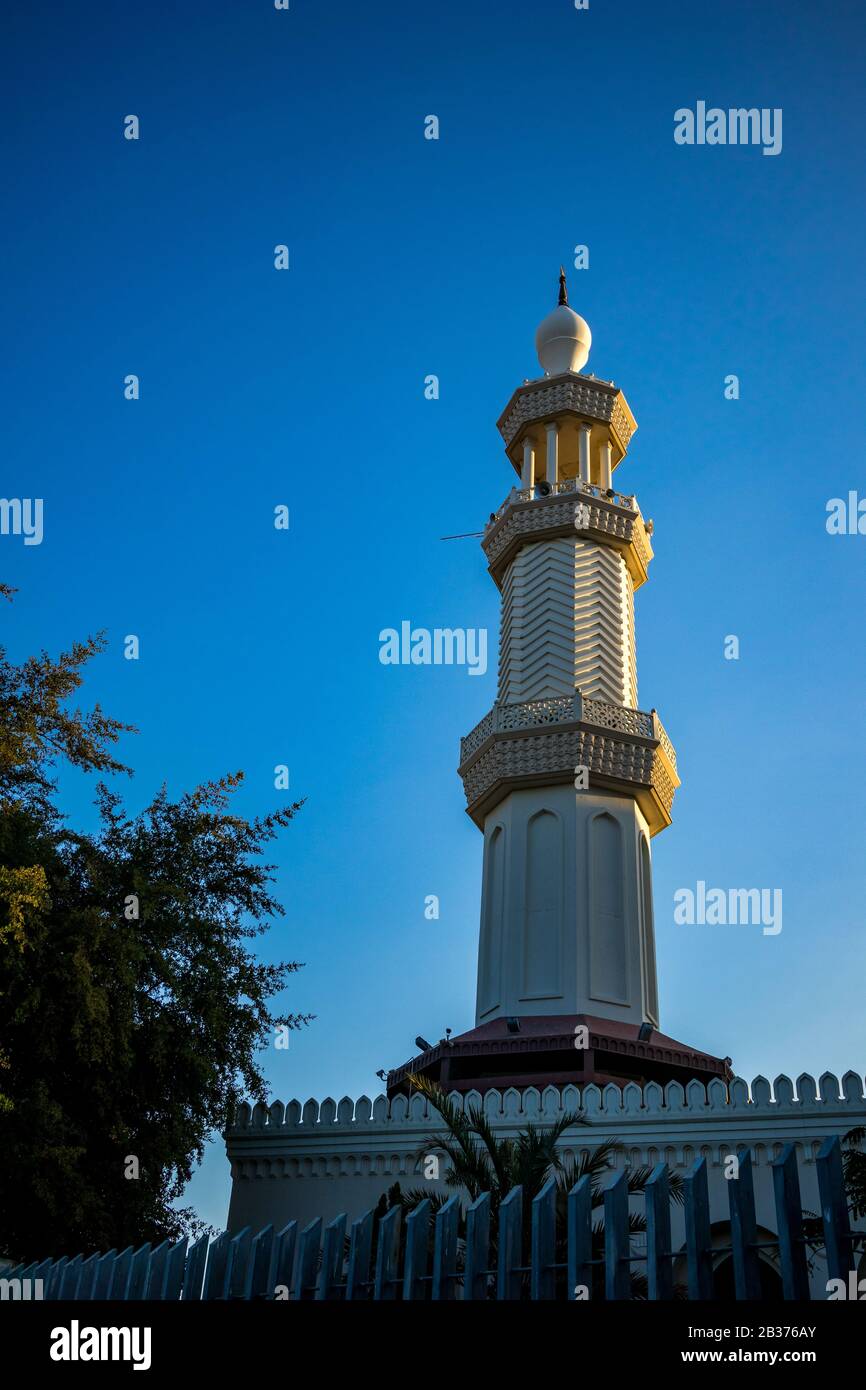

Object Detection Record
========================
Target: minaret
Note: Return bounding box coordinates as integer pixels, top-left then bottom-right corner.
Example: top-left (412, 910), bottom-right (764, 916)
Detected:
top-left (387, 275), bottom-right (728, 1097)
top-left (459, 273), bottom-right (678, 1030)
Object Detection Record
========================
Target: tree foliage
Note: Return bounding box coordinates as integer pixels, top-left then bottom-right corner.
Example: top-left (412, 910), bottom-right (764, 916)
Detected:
top-left (0, 601), bottom-right (310, 1260)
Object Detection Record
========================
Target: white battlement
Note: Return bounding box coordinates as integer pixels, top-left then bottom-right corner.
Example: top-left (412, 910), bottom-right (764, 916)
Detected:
top-left (228, 1071), bottom-right (866, 1134)
top-left (224, 1071), bottom-right (866, 1241)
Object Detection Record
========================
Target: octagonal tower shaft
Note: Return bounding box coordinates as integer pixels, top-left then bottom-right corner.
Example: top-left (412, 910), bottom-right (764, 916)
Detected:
top-left (459, 324), bottom-right (679, 1033)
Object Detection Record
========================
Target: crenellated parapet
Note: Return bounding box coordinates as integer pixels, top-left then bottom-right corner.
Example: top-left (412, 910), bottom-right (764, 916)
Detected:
top-left (229, 1071), bottom-right (866, 1136)
top-left (225, 1073), bottom-right (866, 1193)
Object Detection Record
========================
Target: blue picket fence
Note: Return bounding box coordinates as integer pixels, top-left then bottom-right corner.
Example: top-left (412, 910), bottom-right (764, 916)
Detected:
top-left (3, 1138), bottom-right (861, 1301)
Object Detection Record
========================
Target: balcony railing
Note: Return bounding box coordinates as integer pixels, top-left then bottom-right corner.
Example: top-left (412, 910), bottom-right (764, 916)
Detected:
top-left (460, 691), bottom-right (676, 771)
top-left (485, 476), bottom-right (638, 533)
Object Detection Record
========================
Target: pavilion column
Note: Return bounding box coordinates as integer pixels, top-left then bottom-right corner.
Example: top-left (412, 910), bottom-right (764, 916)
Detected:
top-left (578, 422), bottom-right (592, 485)
top-left (600, 437), bottom-right (613, 491)
top-left (545, 420), bottom-right (560, 486)
top-left (521, 436), bottom-right (536, 491)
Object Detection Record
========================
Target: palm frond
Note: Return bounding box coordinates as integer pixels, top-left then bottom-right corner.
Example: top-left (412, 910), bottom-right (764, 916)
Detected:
top-left (424, 1140), bottom-right (492, 1202)
top-left (533, 1110), bottom-right (589, 1151)
top-left (556, 1139), bottom-right (621, 1199)
top-left (623, 1164), bottom-right (684, 1204)
top-left (463, 1107), bottom-right (514, 1192)
top-left (408, 1076), bottom-right (495, 1198)
top-left (408, 1075), bottom-right (474, 1153)
top-left (398, 1187), bottom-right (459, 1216)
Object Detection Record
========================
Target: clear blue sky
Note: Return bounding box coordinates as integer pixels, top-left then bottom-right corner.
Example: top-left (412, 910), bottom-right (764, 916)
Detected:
top-left (3, 0), bottom-right (865, 1232)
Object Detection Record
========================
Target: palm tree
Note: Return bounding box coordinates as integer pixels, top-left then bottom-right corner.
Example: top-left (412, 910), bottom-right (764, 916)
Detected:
top-left (802, 1127), bottom-right (866, 1277)
top-left (842, 1127), bottom-right (866, 1219)
top-left (391, 1073), bottom-right (682, 1297)
top-left (842, 1127), bottom-right (866, 1277)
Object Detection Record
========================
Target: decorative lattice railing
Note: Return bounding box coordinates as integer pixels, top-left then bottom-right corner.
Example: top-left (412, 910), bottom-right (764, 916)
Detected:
top-left (460, 692), bottom-right (676, 770)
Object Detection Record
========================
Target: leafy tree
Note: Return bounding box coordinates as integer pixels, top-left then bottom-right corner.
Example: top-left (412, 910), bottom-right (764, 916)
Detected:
top-left (0, 598), bottom-right (310, 1260)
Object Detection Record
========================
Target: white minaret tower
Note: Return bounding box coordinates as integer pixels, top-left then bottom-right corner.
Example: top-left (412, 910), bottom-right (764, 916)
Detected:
top-left (458, 271), bottom-right (680, 1033)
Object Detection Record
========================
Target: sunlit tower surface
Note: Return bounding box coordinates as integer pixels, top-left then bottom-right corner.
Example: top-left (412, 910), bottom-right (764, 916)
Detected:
top-left (388, 272), bottom-right (728, 1096)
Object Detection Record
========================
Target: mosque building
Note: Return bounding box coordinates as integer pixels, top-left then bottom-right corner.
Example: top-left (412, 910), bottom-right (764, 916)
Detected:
top-left (225, 276), bottom-right (866, 1297)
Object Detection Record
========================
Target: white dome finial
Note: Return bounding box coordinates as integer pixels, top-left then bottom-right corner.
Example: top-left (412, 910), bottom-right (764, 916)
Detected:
top-left (535, 267), bottom-right (591, 375)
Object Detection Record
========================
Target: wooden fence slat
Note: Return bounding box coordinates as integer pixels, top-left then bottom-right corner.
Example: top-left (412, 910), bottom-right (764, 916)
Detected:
top-left (32, 1258), bottom-right (55, 1298)
top-left (567, 1175), bottom-right (593, 1301)
top-left (46, 1258), bottom-right (69, 1300)
top-left (107, 1248), bottom-right (133, 1300)
top-left (432, 1196), bottom-right (459, 1301)
top-left (45, 1257), bottom-right (69, 1301)
top-left (17, 1262), bottom-right (42, 1299)
top-left (771, 1143), bottom-right (810, 1301)
top-left (497, 1185), bottom-right (523, 1301)
top-left (728, 1147), bottom-right (762, 1300)
top-left (373, 1205), bottom-right (401, 1301)
top-left (464, 1191), bottom-right (491, 1302)
top-left (296, 1217), bottom-right (323, 1301)
top-left (76, 1253), bottom-right (100, 1301)
top-left (59, 1255), bottom-right (84, 1300)
top-left (531, 1177), bottom-right (557, 1301)
top-left (604, 1171), bottom-right (631, 1300)
top-left (144, 1239), bottom-right (172, 1300)
top-left (244, 1225), bottom-right (274, 1300)
top-left (202, 1233), bottom-right (230, 1301)
top-left (40, 1260), bottom-right (59, 1295)
top-left (269, 1220), bottom-right (298, 1301)
top-left (684, 1157), bottom-right (714, 1300)
top-left (54, 1256), bottom-right (76, 1295)
top-left (226, 1227), bottom-right (253, 1300)
top-left (55, 1256), bottom-right (81, 1295)
top-left (125, 1243), bottom-right (153, 1301)
top-left (403, 1200), bottom-right (431, 1301)
top-left (162, 1239), bottom-right (188, 1302)
top-left (345, 1210), bottom-right (374, 1301)
top-left (181, 1234), bottom-right (210, 1301)
top-left (90, 1250), bottom-right (117, 1301)
top-left (645, 1163), bottom-right (673, 1300)
top-left (16, 1261), bottom-right (41, 1290)
top-left (317, 1214), bottom-right (347, 1301)
top-left (567, 1173), bottom-right (592, 1301)
top-left (226, 1228), bottom-right (252, 1300)
top-left (817, 1135), bottom-right (853, 1285)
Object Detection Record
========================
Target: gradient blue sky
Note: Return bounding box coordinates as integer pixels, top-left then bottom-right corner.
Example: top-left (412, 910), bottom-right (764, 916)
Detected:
top-left (3, 0), bottom-right (865, 1231)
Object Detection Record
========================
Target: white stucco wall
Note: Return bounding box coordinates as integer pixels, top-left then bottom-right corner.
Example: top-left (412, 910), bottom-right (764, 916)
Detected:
top-left (225, 1072), bottom-right (866, 1298)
